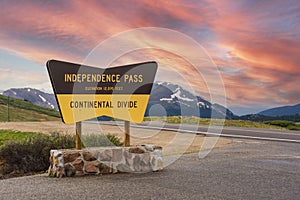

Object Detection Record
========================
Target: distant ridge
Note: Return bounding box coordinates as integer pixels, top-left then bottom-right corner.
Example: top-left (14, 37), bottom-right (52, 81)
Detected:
top-left (0, 94), bottom-right (60, 122)
top-left (3, 88), bottom-right (58, 110)
top-left (259, 104), bottom-right (300, 117)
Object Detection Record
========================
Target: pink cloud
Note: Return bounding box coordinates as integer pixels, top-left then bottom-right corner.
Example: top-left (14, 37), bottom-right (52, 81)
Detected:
top-left (0, 0), bottom-right (299, 113)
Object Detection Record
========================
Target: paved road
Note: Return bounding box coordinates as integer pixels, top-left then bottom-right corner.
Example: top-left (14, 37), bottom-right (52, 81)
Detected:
top-left (1, 139), bottom-right (299, 200)
top-left (96, 121), bottom-right (300, 143)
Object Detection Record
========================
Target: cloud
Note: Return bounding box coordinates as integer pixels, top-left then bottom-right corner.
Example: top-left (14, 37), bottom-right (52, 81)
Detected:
top-left (206, 0), bottom-right (300, 110)
top-left (0, 0), bottom-right (299, 114)
top-left (0, 67), bottom-right (52, 91)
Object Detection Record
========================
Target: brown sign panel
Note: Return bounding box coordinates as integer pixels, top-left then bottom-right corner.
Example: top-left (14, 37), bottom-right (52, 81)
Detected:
top-left (46, 60), bottom-right (157, 124)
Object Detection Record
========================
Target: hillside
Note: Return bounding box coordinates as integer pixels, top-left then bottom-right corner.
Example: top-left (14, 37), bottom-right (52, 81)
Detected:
top-left (3, 88), bottom-right (58, 110)
top-left (259, 104), bottom-right (300, 116)
top-left (0, 94), bottom-right (60, 122)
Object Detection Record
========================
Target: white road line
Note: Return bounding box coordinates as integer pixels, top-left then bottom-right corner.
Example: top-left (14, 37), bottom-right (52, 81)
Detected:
top-left (85, 121), bottom-right (300, 143)
top-left (130, 124), bottom-right (300, 143)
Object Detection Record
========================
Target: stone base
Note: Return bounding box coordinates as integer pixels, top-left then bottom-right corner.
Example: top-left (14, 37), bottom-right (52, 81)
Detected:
top-left (48, 145), bottom-right (163, 178)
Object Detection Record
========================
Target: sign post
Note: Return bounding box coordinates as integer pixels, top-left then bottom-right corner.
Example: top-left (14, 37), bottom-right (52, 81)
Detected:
top-left (124, 121), bottom-right (130, 147)
top-left (75, 121), bottom-right (82, 150)
top-left (46, 59), bottom-right (157, 147)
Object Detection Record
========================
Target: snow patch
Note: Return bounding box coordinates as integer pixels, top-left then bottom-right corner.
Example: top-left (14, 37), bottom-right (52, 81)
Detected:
top-left (160, 97), bottom-right (173, 101)
top-left (27, 88), bottom-right (31, 92)
top-left (38, 95), bottom-right (46, 102)
top-left (160, 88), bottom-right (194, 102)
top-left (197, 102), bottom-right (205, 107)
top-left (171, 89), bottom-right (194, 102)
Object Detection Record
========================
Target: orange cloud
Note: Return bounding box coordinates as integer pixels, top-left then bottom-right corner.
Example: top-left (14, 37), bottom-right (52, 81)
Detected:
top-left (0, 0), bottom-right (299, 114)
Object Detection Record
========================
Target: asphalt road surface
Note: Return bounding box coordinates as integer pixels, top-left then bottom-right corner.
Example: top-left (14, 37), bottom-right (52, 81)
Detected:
top-left (1, 139), bottom-right (299, 200)
top-left (98, 121), bottom-right (300, 143)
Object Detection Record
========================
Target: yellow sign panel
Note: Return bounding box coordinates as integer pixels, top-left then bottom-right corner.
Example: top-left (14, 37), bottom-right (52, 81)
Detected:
top-left (46, 60), bottom-right (157, 124)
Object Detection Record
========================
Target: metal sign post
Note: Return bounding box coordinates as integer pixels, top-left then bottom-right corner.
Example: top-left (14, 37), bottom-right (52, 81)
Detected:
top-left (124, 121), bottom-right (130, 147)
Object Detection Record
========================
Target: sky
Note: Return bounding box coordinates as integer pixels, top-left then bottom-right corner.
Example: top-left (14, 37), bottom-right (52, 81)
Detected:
top-left (0, 0), bottom-right (299, 115)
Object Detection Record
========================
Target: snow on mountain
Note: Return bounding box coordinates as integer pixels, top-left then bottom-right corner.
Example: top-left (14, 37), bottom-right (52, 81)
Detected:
top-left (3, 88), bottom-right (58, 110)
top-left (146, 82), bottom-right (236, 119)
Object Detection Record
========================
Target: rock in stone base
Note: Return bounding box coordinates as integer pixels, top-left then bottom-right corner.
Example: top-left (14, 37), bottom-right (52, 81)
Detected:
top-left (129, 147), bottom-right (145, 154)
top-left (73, 158), bottom-right (84, 171)
top-left (84, 161), bottom-right (100, 174)
top-left (64, 163), bottom-right (76, 177)
top-left (63, 151), bottom-right (80, 163)
top-left (76, 170), bottom-right (85, 176)
top-left (83, 151), bottom-right (97, 161)
top-left (99, 149), bottom-right (112, 161)
top-left (116, 163), bottom-right (132, 173)
top-left (157, 158), bottom-right (163, 171)
top-left (99, 163), bottom-right (111, 174)
top-left (112, 149), bottom-right (123, 162)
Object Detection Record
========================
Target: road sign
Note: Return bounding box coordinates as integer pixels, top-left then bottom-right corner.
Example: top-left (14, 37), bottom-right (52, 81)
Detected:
top-left (46, 60), bottom-right (157, 124)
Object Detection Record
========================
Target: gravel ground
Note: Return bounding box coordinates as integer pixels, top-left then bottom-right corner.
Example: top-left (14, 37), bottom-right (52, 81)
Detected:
top-left (1, 139), bottom-right (299, 200)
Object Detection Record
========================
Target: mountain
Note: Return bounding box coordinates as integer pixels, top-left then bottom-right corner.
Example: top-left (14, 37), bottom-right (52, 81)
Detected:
top-left (146, 82), bottom-right (236, 119)
top-left (0, 94), bottom-right (60, 122)
top-left (2, 83), bottom-right (237, 119)
top-left (258, 104), bottom-right (300, 117)
top-left (3, 88), bottom-right (58, 110)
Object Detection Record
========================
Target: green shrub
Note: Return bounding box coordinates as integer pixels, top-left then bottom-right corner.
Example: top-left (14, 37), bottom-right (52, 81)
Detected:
top-left (0, 132), bottom-right (123, 177)
top-left (264, 120), bottom-right (295, 128)
top-left (264, 120), bottom-right (300, 131)
top-left (0, 133), bottom-right (75, 176)
top-left (82, 134), bottom-right (123, 147)
top-left (287, 125), bottom-right (300, 131)
top-left (106, 134), bottom-right (123, 146)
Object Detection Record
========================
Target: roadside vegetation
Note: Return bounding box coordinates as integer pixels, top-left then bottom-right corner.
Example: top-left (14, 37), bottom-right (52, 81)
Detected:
top-left (0, 94), bottom-right (60, 122)
top-left (264, 120), bottom-right (300, 131)
top-left (82, 134), bottom-right (123, 147)
top-left (144, 116), bottom-right (296, 130)
top-left (0, 130), bottom-right (122, 178)
top-left (0, 130), bottom-right (39, 146)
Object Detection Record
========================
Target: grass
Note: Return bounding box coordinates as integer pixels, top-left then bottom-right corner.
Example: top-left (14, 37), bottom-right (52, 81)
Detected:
top-left (0, 130), bottom-right (39, 146)
top-left (0, 94), bottom-right (60, 122)
top-left (144, 116), bottom-right (287, 130)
